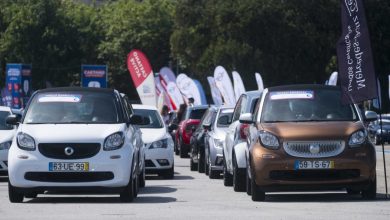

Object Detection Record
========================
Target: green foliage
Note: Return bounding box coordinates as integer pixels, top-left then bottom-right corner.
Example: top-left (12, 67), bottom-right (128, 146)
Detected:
top-left (0, 0), bottom-right (389, 108)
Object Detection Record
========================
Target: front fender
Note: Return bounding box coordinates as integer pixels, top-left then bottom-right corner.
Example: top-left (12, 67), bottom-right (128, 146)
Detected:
top-left (233, 142), bottom-right (247, 169)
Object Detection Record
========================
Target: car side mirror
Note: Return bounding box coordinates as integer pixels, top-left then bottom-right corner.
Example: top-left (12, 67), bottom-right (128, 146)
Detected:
top-left (239, 113), bottom-right (253, 124)
top-left (129, 114), bottom-right (143, 125)
top-left (6, 114), bottom-right (21, 126)
top-left (365, 111), bottom-right (377, 122)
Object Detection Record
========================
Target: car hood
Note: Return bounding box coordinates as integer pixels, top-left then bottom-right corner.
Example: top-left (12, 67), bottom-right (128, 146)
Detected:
top-left (18, 124), bottom-right (126, 143)
top-left (259, 121), bottom-right (363, 141)
top-left (140, 127), bottom-right (168, 143)
top-left (0, 129), bottom-right (16, 143)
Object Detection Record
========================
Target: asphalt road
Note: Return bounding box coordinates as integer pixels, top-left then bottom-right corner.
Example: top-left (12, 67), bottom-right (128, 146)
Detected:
top-left (0, 145), bottom-right (390, 220)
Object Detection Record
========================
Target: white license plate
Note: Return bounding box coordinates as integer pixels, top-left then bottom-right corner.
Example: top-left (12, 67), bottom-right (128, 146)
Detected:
top-left (49, 162), bottom-right (89, 171)
top-left (294, 160), bottom-right (334, 170)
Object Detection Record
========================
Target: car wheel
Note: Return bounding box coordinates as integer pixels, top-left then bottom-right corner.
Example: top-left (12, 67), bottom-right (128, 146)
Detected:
top-left (179, 138), bottom-right (187, 158)
top-left (162, 165), bottom-right (174, 179)
top-left (198, 151), bottom-right (205, 173)
top-left (223, 162), bottom-right (233, 186)
top-left (133, 174), bottom-right (139, 198)
top-left (139, 162), bottom-right (146, 188)
top-left (190, 158), bottom-right (197, 171)
top-left (205, 149), bottom-right (210, 176)
top-left (346, 188), bottom-right (360, 195)
top-left (374, 136), bottom-right (380, 145)
top-left (24, 192), bottom-right (38, 199)
top-left (362, 176), bottom-right (376, 200)
top-left (233, 155), bottom-right (246, 192)
top-left (246, 167), bottom-right (252, 196)
top-left (251, 174), bottom-right (265, 201)
top-left (8, 181), bottom-right (24, 203)
top-left (174, 139), bottom-right (179, 155)
top-left (120, 174), bottom-right (135, 202)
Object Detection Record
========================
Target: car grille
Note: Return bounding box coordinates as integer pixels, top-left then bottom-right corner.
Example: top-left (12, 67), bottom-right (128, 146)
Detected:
top-left (145, 160), bottom-right (156, 167)
top-left (24, 172), bottom-right (114, 182)
top-left (38, 143), bottom-right (101, 159)
top-left (269, 169), bottom-right (360, 181)
top-left (283, 141), bottom-right (345, 158)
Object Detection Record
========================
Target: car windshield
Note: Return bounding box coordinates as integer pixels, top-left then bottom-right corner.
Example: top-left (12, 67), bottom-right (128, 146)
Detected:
top-left (186, 108), bottom-right (207, 120)
top-left (0, 110), bottom-right (13, 130)
top-left (261, 89), bottom-right (358, 122)
top-left (24, 91), bottom-right (119, 124)
top-left (133, 109), bottom-right (164, 129)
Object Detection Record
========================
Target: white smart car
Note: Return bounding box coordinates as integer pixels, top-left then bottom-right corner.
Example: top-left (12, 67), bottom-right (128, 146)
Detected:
top-left (0, 106), bottom-right (17, 175)
top-left (6, 87), bottom-right (144, 203)
top-left (132, 105), bottom-right (174, 179)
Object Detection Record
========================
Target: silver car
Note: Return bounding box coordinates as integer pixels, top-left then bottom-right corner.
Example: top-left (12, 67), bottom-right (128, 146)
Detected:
top-left (204, 107), bottom-right (233, 178)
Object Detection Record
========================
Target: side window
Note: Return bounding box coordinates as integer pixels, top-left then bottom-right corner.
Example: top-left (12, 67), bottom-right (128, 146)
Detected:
top-left (252, 96), bottom-right (262, 122)
top-left (232, 96), bottom-right (244, 122)
top-left (240, 96), bottom-right (248, 115)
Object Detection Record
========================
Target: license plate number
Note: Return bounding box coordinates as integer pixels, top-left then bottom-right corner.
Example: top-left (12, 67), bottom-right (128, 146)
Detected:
top-left (49, 162), bottom-right (89, 171)
top-left (294, 160), bottom-right (334, 170)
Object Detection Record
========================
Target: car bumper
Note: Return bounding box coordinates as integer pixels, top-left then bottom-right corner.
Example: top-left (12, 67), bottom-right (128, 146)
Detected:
top-left (145, 148), bottom-right (174, 170)
top-left (251, 143), bottom-right (376, 191)
top-left (8, 145), bottom-right (133, 188)
top-left (209, 144), bottom-right (223, 170)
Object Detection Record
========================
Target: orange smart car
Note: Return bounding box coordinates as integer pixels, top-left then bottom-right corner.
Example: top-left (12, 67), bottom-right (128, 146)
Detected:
top-left (241, 84), bottom-right (377, 201)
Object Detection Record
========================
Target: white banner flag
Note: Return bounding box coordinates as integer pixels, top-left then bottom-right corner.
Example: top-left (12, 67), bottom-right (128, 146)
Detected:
top-left (214, 66), bottom-right (236, 106)
top-left (255, 72), bottom-right (264, 92)
top-left (232, 71), bottom-right (246, 100)
top-left (328, 72), bottom-right (338, 86)
top-left (207, 76), bottom-right (223, 106)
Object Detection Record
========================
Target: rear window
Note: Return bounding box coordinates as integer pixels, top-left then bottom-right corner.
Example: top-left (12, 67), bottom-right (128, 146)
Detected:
top-left (133, 109), bottom-right (163, 129)
top-left (186, 108), bottom-right (207, 120)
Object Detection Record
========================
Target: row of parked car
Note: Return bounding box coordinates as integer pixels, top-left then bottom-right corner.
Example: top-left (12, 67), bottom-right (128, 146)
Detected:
top-left (174, 84), bottom-right (379, 201)
top-left (1, 87), bottom-right (175, 203)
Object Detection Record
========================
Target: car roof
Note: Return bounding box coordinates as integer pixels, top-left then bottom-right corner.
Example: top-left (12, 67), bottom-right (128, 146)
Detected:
top-left (35, 87), bottom-right (115, 94)
top-left (132, 104), bottom-right (158, 111)
top-left (0, 106), bottom-right (12, 112)
top-left (267, 84), bottom-right (340, 92)
top-left (242, 90), bottom-right (262, 97)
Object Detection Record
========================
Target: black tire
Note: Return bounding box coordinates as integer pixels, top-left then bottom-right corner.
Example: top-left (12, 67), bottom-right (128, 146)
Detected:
top-left (205, 149), bottom-right (210, 176)
top-left (175, 142), bottom-right (179, 155)
top-left (374, 136), bottom-right (380, 145)
top-left (120, 175), bottom-right (135, 202)
top-left (190, 158), bottom-right (197, 171)
top-left (223, 163), bottom-right (233, 186)
top-left (251, 173), bottom-right (265, 201)
top-left (362, 177), bottom-right (377, 200)
top-left (24, 192), bottom-right (38, 199)
top-left (179, 138), bottom-right (187, 158)
top-left (139, 166), bottom-right (146, 188)
top-left (233, 155), bottom-right (246, 192)
top-left (346, 188), bottom-right (360, 195)
top-left (198, 152), bottom-right (205, 173)
top-left (162, 166), bottom-right (175, 179)
top-left (133, 175), bottom-right (139, 198)
top-left (8, 181), bottom-right (24, 203)
top-left (246, 167), bottom-right (252, 196)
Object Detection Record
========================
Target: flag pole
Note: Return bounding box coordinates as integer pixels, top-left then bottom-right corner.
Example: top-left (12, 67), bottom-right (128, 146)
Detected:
top-left (376, 79), bottom-right (389, 198)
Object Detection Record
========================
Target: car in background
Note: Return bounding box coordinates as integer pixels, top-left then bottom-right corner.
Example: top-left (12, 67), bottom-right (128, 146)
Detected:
top-left (223, 91), bottom-right (261, 192)
top-left (204, 107), bottom-right (233, 178)
top-left (243, 84), bottom-right (377, 201)
top-left (175, 105), bottom-right (208, 158)
top-left (367, 118), bottom-right (390, 145)
top-left (189, 107), bottom-right (217, 173)
top-left (133, 104), bottom-right (174, 179)
top-left (6, 87), bottom-right (144, 203)
top-left (0, 106), bottom-right (17, 175)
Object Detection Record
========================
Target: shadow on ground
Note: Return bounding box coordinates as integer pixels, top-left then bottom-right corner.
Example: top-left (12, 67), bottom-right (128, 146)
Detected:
top-left (264, 192), bottom-right (390, 203)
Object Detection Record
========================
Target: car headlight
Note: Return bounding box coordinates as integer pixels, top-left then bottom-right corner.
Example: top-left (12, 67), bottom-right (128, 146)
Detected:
top-left (17, 133), bottom-right (36, 151)
top-left (349, 130), bottom-right (366, 146)
top-left (213, 139), bottom-right (224, 149)
top-left (0, 141), bottom-right (12, 150)
top-left (150, 138), bottom-right (168, 149)
top-left (104, 132), bottom-right (124, 151)
top-left (258, 131), bottom-right (279, 150)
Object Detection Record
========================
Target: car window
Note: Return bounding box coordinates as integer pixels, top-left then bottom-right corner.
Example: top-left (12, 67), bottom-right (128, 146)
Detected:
top-left (232, 95), bottom-right (244, 122)
top-left (217, 111), bottom-right (233, 127)
top-left (24, 91), bottom-right (120, 124)
top-left (133, 109), bottom-right (163, 129)
top-left (261, 89), bottom-right (358, 122)
top-left (0, 110), bottom-right (13, 130)
top-left (187, 108), bottom-right (207, 120)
